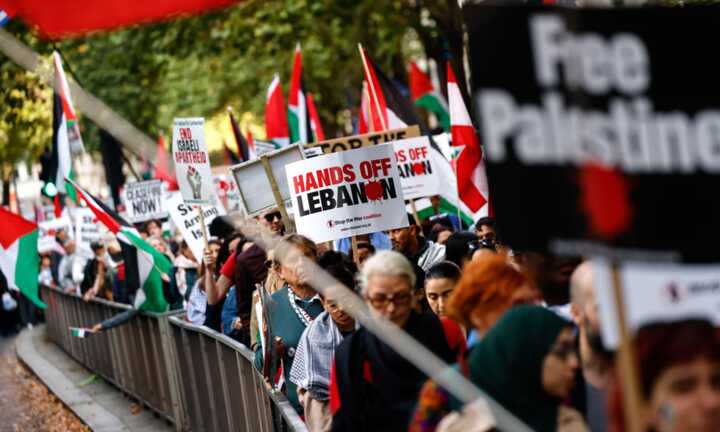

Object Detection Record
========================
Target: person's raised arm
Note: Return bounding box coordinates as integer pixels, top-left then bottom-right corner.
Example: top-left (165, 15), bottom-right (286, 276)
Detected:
top-left (203, 248), bottom-right (232, 304)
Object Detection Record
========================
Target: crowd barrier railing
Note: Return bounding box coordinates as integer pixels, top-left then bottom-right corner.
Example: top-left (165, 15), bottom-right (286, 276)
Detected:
top-left (41, 286), bottom-right (307, 432)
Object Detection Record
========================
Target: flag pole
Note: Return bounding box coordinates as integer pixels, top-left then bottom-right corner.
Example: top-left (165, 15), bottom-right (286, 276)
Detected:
top-left (358, 44), bottom-right (388, 131)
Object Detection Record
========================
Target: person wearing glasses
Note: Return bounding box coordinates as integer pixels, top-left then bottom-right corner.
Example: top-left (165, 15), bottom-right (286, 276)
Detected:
top-left (329, 251), bottom-right (455, 432)
top-left (253, 234), bottom-right (323, 414)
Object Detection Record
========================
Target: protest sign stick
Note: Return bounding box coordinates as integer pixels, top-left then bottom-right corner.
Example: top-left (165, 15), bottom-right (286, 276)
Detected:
top-left (195, 205), bottom-right (209, 250)
top-left (610, 262), bottom-right (644, 432)
top-left (351, 236), bottom-right (360, 267)
top-left (260, 155), bottom-right (293, 234)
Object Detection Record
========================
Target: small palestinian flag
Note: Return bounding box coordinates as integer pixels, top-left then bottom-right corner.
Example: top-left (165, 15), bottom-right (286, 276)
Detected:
top-left (288, 43), bottom-right (313, 144)
top-left (70, 327), bottom-right (91, 338)
top-left (409, 61), bottom-right (449, 132)
top-left (65, 178), bottom-right (172, 313)
top-left (0, 207), bottom-right (45, 309)
top-left (265, 74), bottom-right (290, 148)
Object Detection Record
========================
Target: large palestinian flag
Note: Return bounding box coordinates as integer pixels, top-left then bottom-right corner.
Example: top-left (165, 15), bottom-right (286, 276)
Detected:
top-left (359, 48), bottom-right (472, 225)
top-left (0, 208), bottom-right (45, 308)
top-left (65, 178), bottom-right (172, 313)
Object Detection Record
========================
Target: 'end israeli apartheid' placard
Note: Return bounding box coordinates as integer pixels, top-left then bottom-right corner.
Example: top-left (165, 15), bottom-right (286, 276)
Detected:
top-left (172, 117), bottom-right (214, 205)
top-left (122, 180), bottom-right (167, 223)
top-left (286, 144), bottom-right (408, 243)
top-left (393, 136), bottom-right (441, 200)
top-left (166, 192), bottom-right (226, 261)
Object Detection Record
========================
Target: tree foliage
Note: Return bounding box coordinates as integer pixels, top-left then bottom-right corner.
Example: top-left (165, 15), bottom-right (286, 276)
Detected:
top-left (3, 0), bottom-right (465, 157)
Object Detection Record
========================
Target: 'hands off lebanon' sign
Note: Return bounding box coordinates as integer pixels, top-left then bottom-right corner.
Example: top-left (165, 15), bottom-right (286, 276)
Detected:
top-left (172, 118), bottom-right (214, 205)
top-left (122, 180), bottom-right (167, 223)
top-left (166, 192), bottom-right (226, 261)
top-left (393, 136), bottom-right (441, 200)
top-left (286, 144), bottom-right (408, 243)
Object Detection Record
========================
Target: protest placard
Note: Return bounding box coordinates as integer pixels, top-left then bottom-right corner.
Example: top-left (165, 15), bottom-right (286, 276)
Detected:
top-left (172, 117), bottom-right (214, 205)
top-left (594, 260), bottom-right (720, 349)
top-left (285, 144), bottom-right (408, 243)
top-left (74, 207), bottom-right (103, 258)
top-left (305, 126), bottom-right (421, 154)
top-left (393, 136), bottom-right (441, 200)
top-left (122, 179), bottom-right (167, 223)
top-left (166, 192), bottom-right (226, 261)
top-left (464, 5), bottom-right (720, 262)
top-left (37, 216), bottom-right (72, 253)
top-left (231, 144), bottom-right (304, 216)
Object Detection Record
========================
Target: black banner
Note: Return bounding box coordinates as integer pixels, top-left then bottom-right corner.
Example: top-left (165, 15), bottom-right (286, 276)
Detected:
top-left (464, 5), bottom-right (720, 262)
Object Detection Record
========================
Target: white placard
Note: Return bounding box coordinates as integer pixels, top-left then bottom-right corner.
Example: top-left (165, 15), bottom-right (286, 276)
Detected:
top-left (285, 144), bottom-right (408, 243)
top-left (594, 260), bottom-right (720, 349)
top-left (231, 144), bottom-right (304, 216)
top-left (166, 192), bottom-right (227, 261)
top-left (393, 136), bottom-right (441, 200)
top-left (122, 180), bottom-right (167, 223)
top-left (75, 207), bottom-right (104, 259)
top-left (172, 117), bottom-right (214, 205)
top-left (37, 216), bottom-right (73, 253)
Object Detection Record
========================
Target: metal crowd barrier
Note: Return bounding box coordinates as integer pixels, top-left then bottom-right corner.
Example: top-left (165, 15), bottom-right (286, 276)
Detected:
top-left (41, 286), bottom-right (307, 432)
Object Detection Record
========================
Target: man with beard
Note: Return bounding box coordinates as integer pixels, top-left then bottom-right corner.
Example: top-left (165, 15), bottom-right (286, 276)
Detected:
top-left (570, 261), bottom-right (613, 432)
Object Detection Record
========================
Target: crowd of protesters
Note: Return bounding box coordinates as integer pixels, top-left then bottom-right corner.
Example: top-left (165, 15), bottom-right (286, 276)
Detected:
top-left (2, 194), bottom-right (719, 432)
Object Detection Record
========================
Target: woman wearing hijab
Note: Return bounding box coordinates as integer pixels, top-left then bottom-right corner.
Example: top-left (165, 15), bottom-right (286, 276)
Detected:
top-left (410, 305), bottom-right (583, 432)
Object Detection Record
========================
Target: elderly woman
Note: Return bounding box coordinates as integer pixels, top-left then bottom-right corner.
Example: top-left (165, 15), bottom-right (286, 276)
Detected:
top-left (329, 251), bottom-right (456, 432)
top-left (610, 319), bottom-right (720, 432)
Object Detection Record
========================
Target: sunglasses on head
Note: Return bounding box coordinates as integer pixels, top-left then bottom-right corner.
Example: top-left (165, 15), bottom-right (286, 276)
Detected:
top-left (263, 211), bottom-right (281, 222)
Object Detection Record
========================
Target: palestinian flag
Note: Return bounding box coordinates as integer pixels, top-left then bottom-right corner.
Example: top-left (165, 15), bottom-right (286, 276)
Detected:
top-left (306, 93), bottom-right (325, 141)
top-left (359, 47), bottom-right (418, 132)
top-left (359, 47), bottom-right (473, 223)
top-left (227, 106), bottom-right (253, 161)
top-left (48, 51), bottom-right (84, 209)
top-left (65, 178), bottom-right (172, 313)
top-left (0, 207), bottom-right (45, 308)
top-left (265, 74), bottom-right (290, 148)
top-left (448, 62), bottom-right (490, 219)
top-left (288, 43), bottom-right (313, 144)
top-left (409, 61), bottom-right (449, 132)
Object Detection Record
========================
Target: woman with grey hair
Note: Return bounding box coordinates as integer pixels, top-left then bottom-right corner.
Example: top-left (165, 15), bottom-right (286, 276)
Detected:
top-left (329, 251), bottom-right (456, 432)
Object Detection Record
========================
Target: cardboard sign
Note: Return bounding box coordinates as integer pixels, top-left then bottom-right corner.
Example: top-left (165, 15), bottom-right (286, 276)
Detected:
top-left (306, 126), bottom-right (421, 154)
top-left (75, 207), bottom-right (103, 259)
top-left (393, 136), bottom-right (441, 200)
top-left (37, 216), bottom-right (72, 253)
top-left (166, 192), bottom-right (226, 261)
top-left (594, 260), bottom-right (720, 349)
top-left (464, 5), bottom-right (720, 262)
top-left (286, 144), bottom-right (408, 243)
top-left (172, 117), bottom-right (214, 205)
top-left (231, 144), bottom-right (304, 216)
top-left (122, 180), bottom-right (167, 223)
